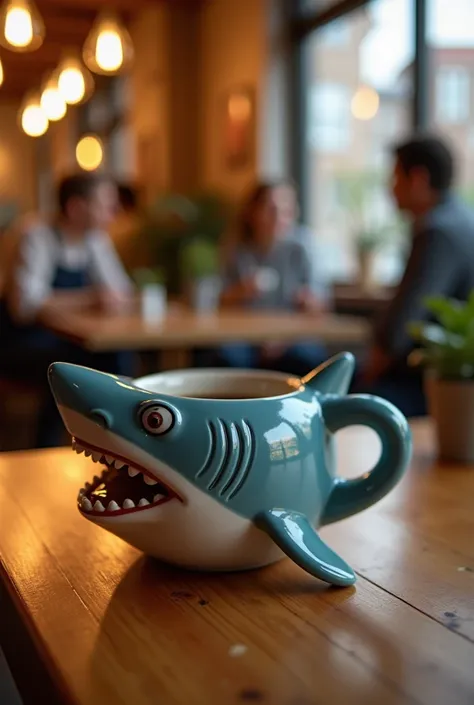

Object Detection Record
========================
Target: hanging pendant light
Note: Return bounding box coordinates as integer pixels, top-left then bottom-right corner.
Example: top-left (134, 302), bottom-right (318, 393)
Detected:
top-left (83, 11), bottom-right (133, 75)
top-left (76, 134), bottom-right (103, 171)
top-left (57, 54), bottom-right (94, 106)
top-left (19, 91), bottom-right (48, 137)
top-left (40, 74), bottom-right (67, 122)
top-left (0, 0), bottom-right (44, 52)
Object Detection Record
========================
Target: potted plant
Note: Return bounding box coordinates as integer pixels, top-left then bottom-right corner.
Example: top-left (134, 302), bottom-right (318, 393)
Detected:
top-left (355, 231), bottom-right (382, 292)
top-left (408, 293), bottom-right (474, 462)
top-left (180, 239), bottom-right (221, 313)
top-left (134, 191), bottom-right (229, 297)
top-left (132, 267), bottom-right (167, 321)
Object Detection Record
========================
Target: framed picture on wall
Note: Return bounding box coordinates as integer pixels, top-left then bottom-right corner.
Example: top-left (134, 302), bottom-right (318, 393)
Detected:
top-left (223, 85), bottom-right (255, 171)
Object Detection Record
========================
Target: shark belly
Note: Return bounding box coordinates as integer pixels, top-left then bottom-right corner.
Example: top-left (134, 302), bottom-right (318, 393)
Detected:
top-left (92, 487), bottom-right (285, 572)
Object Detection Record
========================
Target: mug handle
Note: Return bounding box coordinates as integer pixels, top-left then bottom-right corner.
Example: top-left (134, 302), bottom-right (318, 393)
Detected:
top-left (320, 394), bottom-right (412, 526)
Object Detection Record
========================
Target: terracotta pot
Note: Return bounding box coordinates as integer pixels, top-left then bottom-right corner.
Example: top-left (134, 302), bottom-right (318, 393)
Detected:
top-left (425, 373), bottom-right (474, 462)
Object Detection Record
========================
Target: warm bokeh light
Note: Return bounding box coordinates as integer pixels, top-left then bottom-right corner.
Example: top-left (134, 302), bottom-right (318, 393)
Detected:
top-left (5, 6), bottom-right (31, 46)
top-left (56, 56), bottom-right (93, 105)
top-left (40, 79), bottom-right (66, 121)
top-left (96, 29), bottom-right (123, 72)
top-left (228, 94), bottom-right (251, 122)
top-left (76, 134), bottom-right (103, 171)
top-left (0, 0), bottom-right (44, 52)
top-left (58, 66), bottom-right (85, 104)
top-left (21, 95), bottom-right (48, 137)
top-left (351, 85), bottom-right (380, 121)
top-left (0, 57), bottom-right (3, 86)
top-left (83, 11), bottom-right (133, 75)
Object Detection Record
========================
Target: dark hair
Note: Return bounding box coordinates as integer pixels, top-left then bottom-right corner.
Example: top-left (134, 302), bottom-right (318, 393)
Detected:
top-left (57, 173), bottom-right (111, 214)
top-left (117, 183), bottom-right (138, 211)
top-left (392, 134), bottom-right (455, 192)
top-left (239, 178), bottom-right (296, 243)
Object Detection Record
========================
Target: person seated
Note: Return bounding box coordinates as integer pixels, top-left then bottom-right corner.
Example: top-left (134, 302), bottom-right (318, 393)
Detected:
top-left (0, 173), bottom-right (135, 448)
top-left (354, 134), bottom-right (474, 417)
top-left (217, 179), bottom-right (330, 375)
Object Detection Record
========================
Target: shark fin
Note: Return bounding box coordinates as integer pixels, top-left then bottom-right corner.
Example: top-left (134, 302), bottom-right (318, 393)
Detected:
top-left (301, 352), bottom-right (355, 396)
top-left (255, 509), bottom-right (356, 587)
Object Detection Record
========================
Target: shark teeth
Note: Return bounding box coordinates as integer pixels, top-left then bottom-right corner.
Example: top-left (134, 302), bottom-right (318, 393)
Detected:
top-left (73, 438), bottom-right (174, 515)
top-left (72, 437), bottom-right (161, 486)
top-left (79, 495), bottom-right (163, 514)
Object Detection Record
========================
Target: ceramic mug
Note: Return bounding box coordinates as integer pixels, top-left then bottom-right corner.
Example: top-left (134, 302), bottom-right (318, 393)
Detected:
top-left (48, 352), bottom-right (412, 587)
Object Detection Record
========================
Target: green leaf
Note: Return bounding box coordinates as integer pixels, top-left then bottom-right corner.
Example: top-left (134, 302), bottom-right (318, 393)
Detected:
top-left (408, 290), bottom-right (474, 380)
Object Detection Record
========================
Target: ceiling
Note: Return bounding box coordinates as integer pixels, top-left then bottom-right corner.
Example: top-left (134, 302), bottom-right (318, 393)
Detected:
top-left (0, 0), bottom-right (154, 100)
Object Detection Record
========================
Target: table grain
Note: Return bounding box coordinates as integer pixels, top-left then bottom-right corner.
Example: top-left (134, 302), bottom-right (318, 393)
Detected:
top-left (0, 420), bottom-right (473, 705)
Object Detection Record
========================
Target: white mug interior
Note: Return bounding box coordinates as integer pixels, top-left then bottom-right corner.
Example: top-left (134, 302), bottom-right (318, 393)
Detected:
top-left (133, 368), bottom-right (303, 400)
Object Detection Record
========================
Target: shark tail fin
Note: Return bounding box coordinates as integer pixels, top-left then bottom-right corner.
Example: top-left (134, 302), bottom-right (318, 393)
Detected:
top-left (255, 509), bottom-right (356, 587)
top-left (301, 351), bottom-right (355, 396)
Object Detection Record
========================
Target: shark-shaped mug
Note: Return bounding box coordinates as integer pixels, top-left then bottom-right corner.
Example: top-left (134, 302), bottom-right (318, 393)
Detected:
top-left (48, 352), bottom-right (412, 587)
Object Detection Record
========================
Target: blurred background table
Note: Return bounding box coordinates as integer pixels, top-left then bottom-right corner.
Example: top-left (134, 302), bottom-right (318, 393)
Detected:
top-left (41, 304), bottom-right (370, 368)
top-left (0, 420), bottom-right (473, 705)
top-left (332, 283), bottom-right (394, 318)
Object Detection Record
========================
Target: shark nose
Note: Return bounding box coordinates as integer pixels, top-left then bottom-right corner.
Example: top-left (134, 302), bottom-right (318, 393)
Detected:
top-left (48, 362), bottom-right (105, 416)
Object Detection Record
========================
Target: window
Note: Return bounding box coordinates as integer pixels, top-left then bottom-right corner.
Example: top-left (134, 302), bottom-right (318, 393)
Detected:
top-left (428, 0), bottom-right (474, 203)
top-left (436, 66), bottom-right (470, 123)
top-left (300, 1), bottom-right (413, 283)
top-left (308, 83), bottom-right (351, 152)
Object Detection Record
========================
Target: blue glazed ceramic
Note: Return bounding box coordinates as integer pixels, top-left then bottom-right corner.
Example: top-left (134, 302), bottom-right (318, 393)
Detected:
top-left (48, 352), bottom-right (412, 587)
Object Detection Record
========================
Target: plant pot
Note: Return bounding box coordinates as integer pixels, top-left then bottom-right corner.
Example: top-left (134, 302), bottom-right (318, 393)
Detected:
top-left (356, 249), bottom-right (377, 292)
top-left (425, 373), bottom-right (474, 462)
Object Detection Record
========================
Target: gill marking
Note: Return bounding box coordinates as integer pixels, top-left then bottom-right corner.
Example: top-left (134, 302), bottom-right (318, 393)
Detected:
top-left (220, 423), bottom-right (244, 495)
top-left (196, 418), bottom-right (255, 500)
top-left (208, 419), bottom-right (234, 490)
top-left (196, 420), bottom-right (216, 478)
top-left (226, 420), bottom-right (254, 500)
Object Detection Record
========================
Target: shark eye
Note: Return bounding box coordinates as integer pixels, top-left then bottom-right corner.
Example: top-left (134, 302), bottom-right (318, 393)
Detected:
top-left (141, 404), bottom-right (174, 435)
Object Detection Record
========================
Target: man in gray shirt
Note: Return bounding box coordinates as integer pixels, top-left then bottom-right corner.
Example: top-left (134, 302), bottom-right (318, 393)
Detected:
top-left (356, 135), bottom-right (474, 416)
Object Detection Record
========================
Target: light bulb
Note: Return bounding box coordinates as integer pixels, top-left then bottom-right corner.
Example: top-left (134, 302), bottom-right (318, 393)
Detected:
top-left (5, 6), bottom-right (31, 46)
top-left (20, 94), bottom-right (48, 137)
top-left (58, 67), bottom-right (84, 104)
top-left (40, 80), bottom-right (66, 121)
top-left (83, 11), bottom-right (133, 75)
top-left (96, 29), bottom-right (123, 72)
top-left (0, 0), bottom-right (44, 52)
top-left (76, 135), bottom-right (103, 171)
top-left (57, 56), bottom-right (93, 105)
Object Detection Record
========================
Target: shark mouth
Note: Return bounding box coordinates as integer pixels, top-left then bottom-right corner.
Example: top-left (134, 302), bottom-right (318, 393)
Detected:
top-left (73, 438), bottom-right (180, 516)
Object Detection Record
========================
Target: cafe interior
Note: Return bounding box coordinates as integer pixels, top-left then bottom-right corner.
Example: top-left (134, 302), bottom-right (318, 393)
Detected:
top-left (0, 1), bottom-right (473, 704)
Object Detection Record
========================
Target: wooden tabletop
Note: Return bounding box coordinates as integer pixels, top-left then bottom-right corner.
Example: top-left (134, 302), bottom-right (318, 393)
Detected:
top-left (40, 305), bottom-right (369, 352)
top-left (1, 420), bottom-right (473, 705)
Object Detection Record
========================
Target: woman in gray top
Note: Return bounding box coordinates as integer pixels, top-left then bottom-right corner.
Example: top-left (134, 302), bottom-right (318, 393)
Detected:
top-left (218, 180), bottom-right (329, 374)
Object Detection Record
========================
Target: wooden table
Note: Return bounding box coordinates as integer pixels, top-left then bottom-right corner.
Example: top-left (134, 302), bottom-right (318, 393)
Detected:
top-left (41, 305), bottom-right (369, 368)
top-left (1, 420), bottom-right (473, 705)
